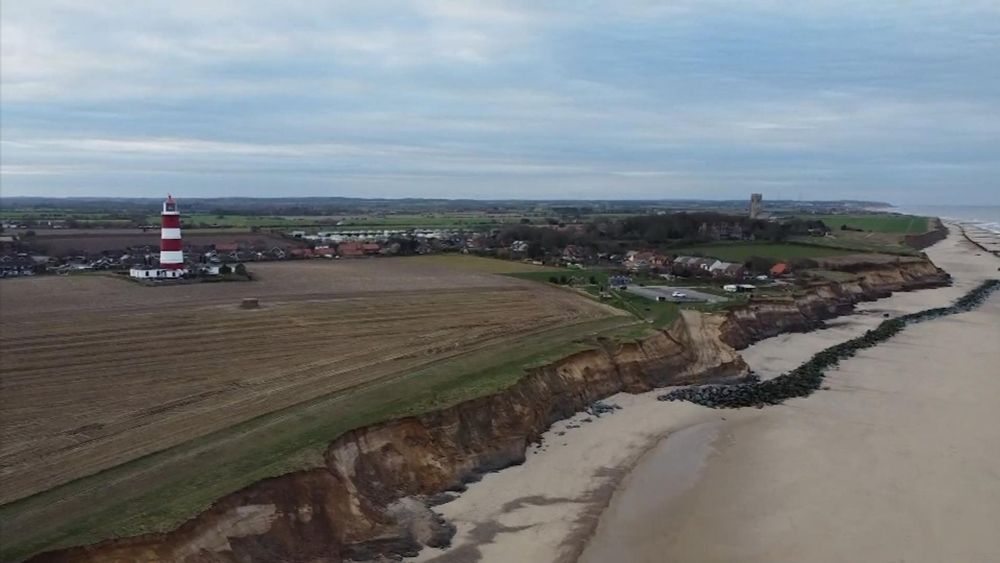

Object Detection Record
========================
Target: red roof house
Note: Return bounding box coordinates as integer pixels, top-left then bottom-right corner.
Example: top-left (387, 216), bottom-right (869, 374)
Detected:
top-left (338, 242), bottom-right (365, 257)
top-left (770, 262), bottom-right (789, 277)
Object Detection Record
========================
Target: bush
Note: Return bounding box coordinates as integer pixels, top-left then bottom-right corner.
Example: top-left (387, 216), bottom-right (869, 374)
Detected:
top-left (234, 263), bottom-right (248, 276)
top-left (219, 264), bottom-right (232, 275)
top-left (548, 275), bottom-right (559, 284)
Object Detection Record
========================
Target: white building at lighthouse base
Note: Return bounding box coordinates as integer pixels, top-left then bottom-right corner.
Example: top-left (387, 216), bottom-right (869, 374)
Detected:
top-left (130, 267), bottom-right (187, 279)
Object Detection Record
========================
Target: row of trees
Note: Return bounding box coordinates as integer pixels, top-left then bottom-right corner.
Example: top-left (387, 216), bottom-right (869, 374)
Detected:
top-left (494, 213), bottom-right (830, 259)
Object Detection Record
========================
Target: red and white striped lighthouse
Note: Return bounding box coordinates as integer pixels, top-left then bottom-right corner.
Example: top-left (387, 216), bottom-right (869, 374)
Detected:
top-left (159, 194), bottom-right (185, 271)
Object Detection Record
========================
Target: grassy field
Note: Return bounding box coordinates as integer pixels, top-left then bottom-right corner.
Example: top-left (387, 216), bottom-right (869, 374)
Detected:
top-left (144, 213), bottom-right (328, 228)
top-left (668, 241), bottom-right (858, 262)
top-left (0, 209), bottom-right (126, 221)
top-left (787, 232), bottom-right (920, 256)
top-left (507, 268), bottom-right (687, 329)
top-left (805, 214), bottom-right (929, 234)
top-left (136, 212), bottom-right (540, 229)
top-left (0, 259), bottom-right (632, 561)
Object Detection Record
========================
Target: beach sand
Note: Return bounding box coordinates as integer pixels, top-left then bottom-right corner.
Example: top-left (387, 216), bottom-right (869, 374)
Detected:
top-left (580, 227), bottom-right (1000, 563)
top-left (412, 227), bottom-right (1000, 563)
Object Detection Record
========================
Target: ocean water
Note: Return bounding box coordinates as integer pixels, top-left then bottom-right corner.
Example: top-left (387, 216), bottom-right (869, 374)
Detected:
top-left (892, 205), bottom-right (1000, 234)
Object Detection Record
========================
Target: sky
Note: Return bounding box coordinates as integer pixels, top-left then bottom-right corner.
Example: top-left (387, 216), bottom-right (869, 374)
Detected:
top-left (1, 0), bottom-right (998, 204)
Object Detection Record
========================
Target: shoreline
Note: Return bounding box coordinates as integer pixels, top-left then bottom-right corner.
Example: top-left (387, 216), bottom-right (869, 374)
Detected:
top-left (19, 224), bottom-right (977, 562)
top-left (957, 222), bottom-right (1000, 256)
top-left (578, 226), bottom-right (1000, 562)
top-left (411, 225), bottom-right (999, 563)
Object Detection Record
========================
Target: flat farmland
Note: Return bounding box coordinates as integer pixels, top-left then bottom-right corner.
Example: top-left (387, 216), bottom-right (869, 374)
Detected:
top-left (26, 230), bottom-right (300, 255)
top-left (0, 258), bottom-right (629, 560)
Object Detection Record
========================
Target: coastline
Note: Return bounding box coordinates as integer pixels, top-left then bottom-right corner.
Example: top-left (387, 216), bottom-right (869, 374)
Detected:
top-left (20, 223), bottom-right (979, 562)
top-left (411, 225), bottom-right (999, 563)
top-left (579, 225), bottom-right (1000, 562)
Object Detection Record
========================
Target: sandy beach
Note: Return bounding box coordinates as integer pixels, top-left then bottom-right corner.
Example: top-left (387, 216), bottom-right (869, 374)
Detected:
top-left (411, 225), bottom-right (1000, 563)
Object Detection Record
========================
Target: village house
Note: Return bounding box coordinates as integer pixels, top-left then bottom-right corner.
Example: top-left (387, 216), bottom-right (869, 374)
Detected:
top-left (770, 262), bottom-right (791, 277)
top-left (708, 260), bottom-right (746, 279)
top-left (561, 244), bottom-right (592, 264)
top-left (671, 256), bottom-right (718, 276)
top-left (338, 241), bottom-right (365, 257)
top-left (0, 255), bottom-right (37, 277)
top-left (624, 250), bottom-right (670, 272)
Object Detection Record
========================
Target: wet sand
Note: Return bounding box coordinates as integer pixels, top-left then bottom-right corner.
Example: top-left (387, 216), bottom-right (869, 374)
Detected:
top-left (410, 391), bottom-right (731, 563)
top-left (580, 228), bottom-right (1000, 563)
top-left (411, 226), bottom-right (1000, 563)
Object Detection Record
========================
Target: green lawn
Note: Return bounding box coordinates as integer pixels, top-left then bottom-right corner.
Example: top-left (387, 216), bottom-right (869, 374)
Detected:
top-left (508, 268), bottom-right (683, 329)
top-left (805, 214), bottom-right (929, 234)
top-left (0, 315), bottom-right (635, 563)
top-left (147, 214), bottom-right (324, 228)
top-left (335, 213), bottom-right (529, 228)
top-left (668, 242), bottom-right (857, 262)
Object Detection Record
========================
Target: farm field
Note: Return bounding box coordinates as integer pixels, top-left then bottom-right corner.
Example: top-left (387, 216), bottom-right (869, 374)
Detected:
top-left (667, 241), bottom-right (858, 262)
top-left (138, 212), bottom-right (536, 229)
top-left (0, 258), bottom-right (629, 561)
top-left (805, 213), bottom-right (929, 234)
top-left (24, 230), bottom-right (300, 256)
top-left (400, 254), bottom-right (563, 273)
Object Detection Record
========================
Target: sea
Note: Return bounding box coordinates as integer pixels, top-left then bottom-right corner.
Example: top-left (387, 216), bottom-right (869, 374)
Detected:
top-left (891, 205), bottom-right (1000, 235)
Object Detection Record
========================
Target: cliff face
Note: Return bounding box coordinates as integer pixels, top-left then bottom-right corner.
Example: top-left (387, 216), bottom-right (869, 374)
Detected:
top-left (904, 219), bottom-right (949, 250)
top-left (719, 256), bottom-right (949, 349)
top-left (29, 257), bottom-right (949, 563)
top-left (31, 312), bottom-right (747, 563)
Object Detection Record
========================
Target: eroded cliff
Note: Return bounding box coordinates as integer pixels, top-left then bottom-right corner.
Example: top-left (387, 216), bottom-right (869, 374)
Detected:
top-left (720, 255), bottom-right (949, 349)
top-left (28, 257), bottom-right (949, 563)
top-left (30, 312), bottom-right (747, 563)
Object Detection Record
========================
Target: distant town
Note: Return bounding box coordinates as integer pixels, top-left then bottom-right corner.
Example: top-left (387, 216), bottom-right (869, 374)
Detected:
top-left (0, 195), bottom-right (927, 285)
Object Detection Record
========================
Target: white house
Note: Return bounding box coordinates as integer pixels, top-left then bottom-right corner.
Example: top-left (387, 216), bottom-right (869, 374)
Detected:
top-left (130, 267), bottom-right (185, 279)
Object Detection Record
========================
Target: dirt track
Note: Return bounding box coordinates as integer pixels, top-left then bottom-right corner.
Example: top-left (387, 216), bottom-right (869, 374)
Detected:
top-left (0, 259), bottom-right (617, 503)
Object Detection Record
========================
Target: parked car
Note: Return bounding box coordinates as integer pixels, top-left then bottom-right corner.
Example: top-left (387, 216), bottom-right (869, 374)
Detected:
top-left (671, 291), bottom-right (686, 298)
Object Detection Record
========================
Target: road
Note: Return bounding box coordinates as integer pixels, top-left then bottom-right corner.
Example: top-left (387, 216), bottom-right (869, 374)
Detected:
top-left (624, 285), bottom-right (726, 303)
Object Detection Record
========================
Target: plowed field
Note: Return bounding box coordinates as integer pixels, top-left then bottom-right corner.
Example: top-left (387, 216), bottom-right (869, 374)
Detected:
top-left (0, 258), bottom-right (619, 505)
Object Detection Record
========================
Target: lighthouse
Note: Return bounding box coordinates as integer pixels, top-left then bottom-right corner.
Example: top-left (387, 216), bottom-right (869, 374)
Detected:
top-left (159, 194), bottom-right (185, 272)
top-left (129, 194), bottom-right (187, 279)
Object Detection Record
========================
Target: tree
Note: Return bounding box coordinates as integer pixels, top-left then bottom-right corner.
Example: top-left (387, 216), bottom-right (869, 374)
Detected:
top-left (745, 256), bottom-right (776, 274)
top-left (234, 263), bottom-right (248, 277)
top-left (219, 264), bottom-right (232, 275)
top-left (589, 275), bottom-right (598, 285)
top-left (527, 241), bottom-right (544, 259)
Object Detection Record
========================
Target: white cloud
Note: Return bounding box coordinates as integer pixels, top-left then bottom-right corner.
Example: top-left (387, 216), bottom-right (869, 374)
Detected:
top-left (1, 1), bottom-right (997, 202)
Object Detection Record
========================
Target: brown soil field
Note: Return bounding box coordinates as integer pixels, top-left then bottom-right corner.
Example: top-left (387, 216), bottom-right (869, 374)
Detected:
top-left (0, 259), bottom-right (619, 505)
top-left (26, 231), bottom-right (300, 255)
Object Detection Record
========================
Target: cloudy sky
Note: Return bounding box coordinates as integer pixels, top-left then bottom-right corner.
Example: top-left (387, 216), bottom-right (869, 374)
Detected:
top-left (2, 1), bottom-right (998, 203)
